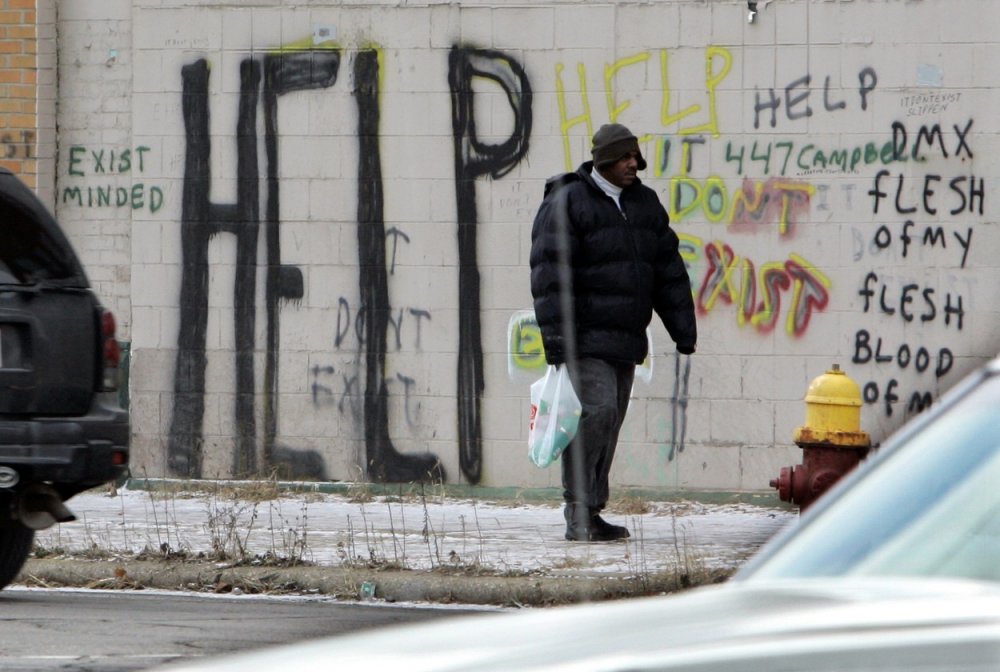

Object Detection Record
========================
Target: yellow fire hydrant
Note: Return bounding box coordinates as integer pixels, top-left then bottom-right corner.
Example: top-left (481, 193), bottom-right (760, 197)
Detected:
top-left (770, 364), bottom-right (871, 510)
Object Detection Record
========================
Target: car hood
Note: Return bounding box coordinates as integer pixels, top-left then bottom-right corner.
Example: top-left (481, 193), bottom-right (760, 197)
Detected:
top-left (161, 577), bottom-right (1000, 671)
top-left (0, 169), bottom-right (88, 287)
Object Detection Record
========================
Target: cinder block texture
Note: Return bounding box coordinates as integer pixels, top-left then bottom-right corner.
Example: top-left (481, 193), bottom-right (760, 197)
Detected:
top-left (45, 0), bottom-right (1000, 493)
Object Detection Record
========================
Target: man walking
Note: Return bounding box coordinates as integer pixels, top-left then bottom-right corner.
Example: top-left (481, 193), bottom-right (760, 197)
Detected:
top-left (530, 123), bottom-right (697, 541)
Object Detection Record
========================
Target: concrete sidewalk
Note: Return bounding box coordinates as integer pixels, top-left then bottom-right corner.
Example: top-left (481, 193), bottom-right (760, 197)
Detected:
top-left (19, 481), bottom-right (797, 606)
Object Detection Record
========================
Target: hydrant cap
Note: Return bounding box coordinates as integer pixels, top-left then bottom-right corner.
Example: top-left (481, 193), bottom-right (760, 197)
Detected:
top-left (804, 365), bottom-right (862, 408)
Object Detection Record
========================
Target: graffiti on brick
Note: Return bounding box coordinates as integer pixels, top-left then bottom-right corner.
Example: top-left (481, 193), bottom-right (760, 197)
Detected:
top-left (1, 130), bottom-right (32, 159)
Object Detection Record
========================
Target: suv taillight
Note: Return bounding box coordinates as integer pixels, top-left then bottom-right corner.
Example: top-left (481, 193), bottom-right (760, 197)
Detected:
top-left (101, 309), bottom-right (121, 392)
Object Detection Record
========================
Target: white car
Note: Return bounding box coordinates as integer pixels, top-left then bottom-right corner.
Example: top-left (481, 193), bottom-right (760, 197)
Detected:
top-left (162, 358), bottom-right (1000, 671)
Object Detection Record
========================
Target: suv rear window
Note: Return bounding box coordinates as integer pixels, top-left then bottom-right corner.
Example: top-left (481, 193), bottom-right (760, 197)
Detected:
top-left (0, 171), bottom-right (88, 287)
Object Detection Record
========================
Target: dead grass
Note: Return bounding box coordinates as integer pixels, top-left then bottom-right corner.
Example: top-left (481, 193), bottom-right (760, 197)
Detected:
top-left (132, 472), bottom-right (283, 503)
top-left (345, 482), bottom-right (376, 503)
top-left (31, 479), bottom-right (746, 605)
top-left (607, 495), bottom-right (651, 515)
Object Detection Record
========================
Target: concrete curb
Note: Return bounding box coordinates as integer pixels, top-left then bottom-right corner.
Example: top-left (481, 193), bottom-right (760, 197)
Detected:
top-left (18, 558), bottom-right (725, 607)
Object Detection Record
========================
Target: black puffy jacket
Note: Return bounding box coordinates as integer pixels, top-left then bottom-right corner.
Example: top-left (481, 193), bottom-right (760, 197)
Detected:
top-left (529, 162), bottom-right (696, 365)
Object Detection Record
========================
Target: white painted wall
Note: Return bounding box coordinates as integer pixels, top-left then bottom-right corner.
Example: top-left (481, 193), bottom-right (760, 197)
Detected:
top-left (52, 0), bottom-right (1000, 492)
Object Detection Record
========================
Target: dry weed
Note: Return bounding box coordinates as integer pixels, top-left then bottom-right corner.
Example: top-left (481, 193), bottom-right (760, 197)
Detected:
top-left (608, 495), bottom-right (651, 515)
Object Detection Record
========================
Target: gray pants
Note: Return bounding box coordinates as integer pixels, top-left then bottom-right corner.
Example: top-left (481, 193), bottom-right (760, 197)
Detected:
top-left (561, 358), bottom-right (635, 510)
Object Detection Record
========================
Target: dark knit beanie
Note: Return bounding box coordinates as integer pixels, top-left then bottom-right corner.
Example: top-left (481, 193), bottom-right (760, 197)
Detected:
top-left (591, 123), bottom-right (647, 171)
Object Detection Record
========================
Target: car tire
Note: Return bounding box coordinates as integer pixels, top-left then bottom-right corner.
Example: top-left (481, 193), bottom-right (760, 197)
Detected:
top-left (0, 525), bottom-right (34, 589)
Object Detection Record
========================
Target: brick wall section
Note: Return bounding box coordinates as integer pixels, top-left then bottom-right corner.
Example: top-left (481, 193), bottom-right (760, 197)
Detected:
top-left (0, 0), bottom-right (36, 189)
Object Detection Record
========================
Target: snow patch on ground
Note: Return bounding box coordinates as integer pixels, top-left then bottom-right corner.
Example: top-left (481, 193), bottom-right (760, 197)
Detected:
top-left (36, 487), bottom-right (795, 578)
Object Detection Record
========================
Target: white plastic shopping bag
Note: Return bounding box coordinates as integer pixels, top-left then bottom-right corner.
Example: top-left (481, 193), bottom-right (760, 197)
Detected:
top-left (528, 365), bottom-right (582, 467)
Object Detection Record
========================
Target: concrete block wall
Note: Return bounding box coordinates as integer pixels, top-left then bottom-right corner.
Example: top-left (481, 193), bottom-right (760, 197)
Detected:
top-left (55, 0), bottom-right (133, 338)
top-left (49, 0), bottom-right (1000, 493)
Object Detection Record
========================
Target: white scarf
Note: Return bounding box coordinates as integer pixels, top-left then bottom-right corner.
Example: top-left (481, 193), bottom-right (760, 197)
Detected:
top-left (591, 167), bottom-right (623, 212)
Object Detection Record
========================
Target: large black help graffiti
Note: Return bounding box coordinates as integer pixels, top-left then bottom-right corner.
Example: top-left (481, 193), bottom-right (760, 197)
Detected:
top-left (170, 45), bottom-right (532, 483)
top-left (448, 47), bottom-right (532, 482)
top-left (260, 51), bottom-right (342, 479)
top-left (354, 50), bottom-right (445, 483)
top-left (170, 54), bottom-right (335, 479)
top-left (171, 58), bottom-right (263, 478)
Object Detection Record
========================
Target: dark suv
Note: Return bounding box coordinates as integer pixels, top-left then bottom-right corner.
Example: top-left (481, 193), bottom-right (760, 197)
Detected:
top-left (0, 168), bottom-right (129, 588)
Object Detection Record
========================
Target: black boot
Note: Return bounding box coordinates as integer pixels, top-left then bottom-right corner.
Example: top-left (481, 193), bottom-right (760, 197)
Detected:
top-left (564, 504), bottom-right (629, 542)
top-left (589, 510), bottom-right (630, 540)
top-left (563, 503), bottom-right (591, 541)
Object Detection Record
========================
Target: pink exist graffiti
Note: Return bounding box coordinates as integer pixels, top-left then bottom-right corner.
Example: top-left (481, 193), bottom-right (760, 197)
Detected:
top-left (688, 238), bottom-right (831, 337)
